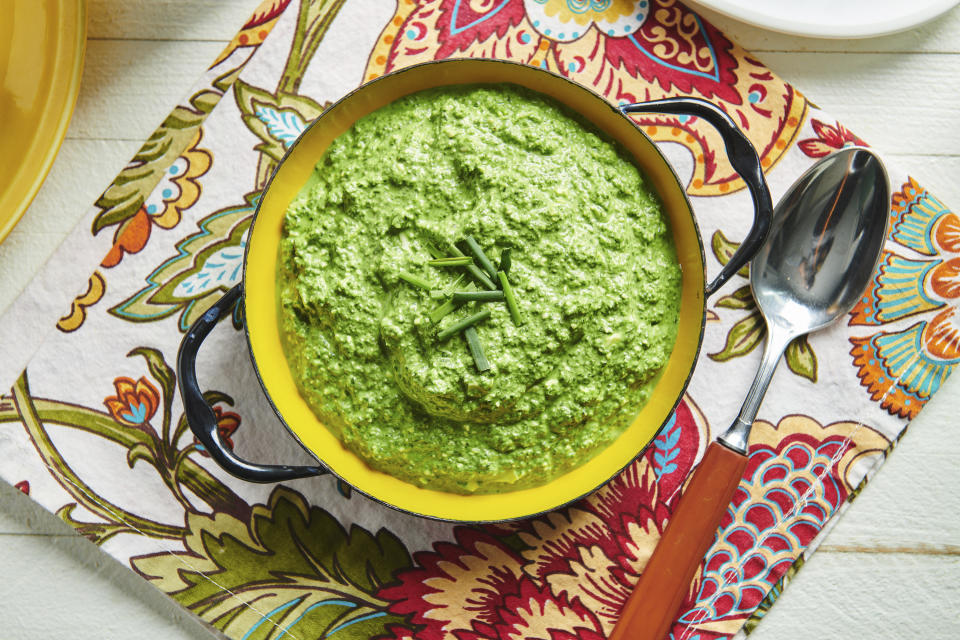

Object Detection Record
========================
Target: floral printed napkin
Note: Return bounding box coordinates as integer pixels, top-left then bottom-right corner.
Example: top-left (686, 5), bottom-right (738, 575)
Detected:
top-left (1, 1), bottom-right (957, 638)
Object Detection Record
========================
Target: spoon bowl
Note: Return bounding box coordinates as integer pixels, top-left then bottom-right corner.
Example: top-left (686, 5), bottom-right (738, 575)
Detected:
top-left (753, 147), bottom-right (891, 335)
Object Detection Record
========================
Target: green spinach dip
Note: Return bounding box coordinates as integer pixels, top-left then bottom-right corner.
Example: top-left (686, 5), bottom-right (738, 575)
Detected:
top-left (277, 85), bottom-right (681, 494)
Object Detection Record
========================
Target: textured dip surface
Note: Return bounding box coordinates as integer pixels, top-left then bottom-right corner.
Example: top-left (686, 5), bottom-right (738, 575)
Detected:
top-left (277, 85), bottom-right (681, 494)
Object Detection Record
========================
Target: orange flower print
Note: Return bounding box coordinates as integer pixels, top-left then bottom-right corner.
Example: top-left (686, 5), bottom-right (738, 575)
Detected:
top-left (104, 376), bottom-right (160, 426)
top-left (849, 177), bottom-right (960, 418)
top-left (194, 406), bottom-right (241, 456)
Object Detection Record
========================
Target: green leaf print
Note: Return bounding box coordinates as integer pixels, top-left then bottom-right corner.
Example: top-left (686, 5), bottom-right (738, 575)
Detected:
top-left (234, 79), bottom-right (327, 164)
top-left (9, 374), bottom-right (187, 544)
top-left (710, 310), bottom-right (764, 362)
top-left (1, 365), bottom-right (247, 544)
top-left (132, 486), bottom-right (414, 639)
top-left (785, 335), bottom-right (818, 382)
top-left (111, 193), bottom-right (259, 332)
top-left (711, 229), bottom-right (750, 278)
top-left (715, 284), bottom-right (755, 310)
top-left (126, 442), bottom-right (158, 469)
top-left (280, 0), bottom-right (349, 95)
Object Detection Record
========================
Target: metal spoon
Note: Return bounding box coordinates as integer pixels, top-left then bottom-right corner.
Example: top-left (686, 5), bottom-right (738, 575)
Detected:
top-left (610, 146), bottom-right (890, 640)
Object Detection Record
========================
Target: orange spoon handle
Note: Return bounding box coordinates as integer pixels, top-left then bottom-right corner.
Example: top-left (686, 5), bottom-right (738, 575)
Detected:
top-left (609, 441), bottom-right (749, 640)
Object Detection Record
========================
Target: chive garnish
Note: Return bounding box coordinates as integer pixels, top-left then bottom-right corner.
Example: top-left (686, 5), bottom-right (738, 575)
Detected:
top-left (437, 309), bottom-right (491, 342)
top-left (428, 277), bottom-right (473, 323)
top-left (453, 290), bottom-right (505, 303)
top-left (399, 272), bottom-right (432, 290)
top-left (418, 239), bottom-right (520, 373)
top-left (446, 273), bottom-right (466, 292)
top-left (429, 257), bottom-right (473, 266)
top-left (465, 235), bottom-right (498, 280)
top-left (464, 326), bottom-right (490, 372)
top-left (448, 243), bottom-right (496, 290)
top-left (498, 271), bottom-right (522, 325)
top-left (423, 240), bottom-right (445, 259)
top-left (498, 248), bottom-right (511, 275)
top-left (467, 264), bottom-right (497, 290)
top-left (428, 299), bottom-right (457, 324)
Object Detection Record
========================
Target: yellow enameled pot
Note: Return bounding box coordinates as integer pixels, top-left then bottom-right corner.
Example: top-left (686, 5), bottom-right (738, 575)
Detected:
top-left (177, 59), bottom-right (772, 522)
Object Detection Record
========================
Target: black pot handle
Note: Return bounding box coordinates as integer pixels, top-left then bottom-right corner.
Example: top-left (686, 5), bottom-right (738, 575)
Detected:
top-left (620, 97), bottom-right (773, 297)
top-left (177, 283), bottom-right (327, 482)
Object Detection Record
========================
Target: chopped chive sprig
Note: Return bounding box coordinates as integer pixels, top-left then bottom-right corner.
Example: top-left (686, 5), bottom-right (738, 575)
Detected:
top-left (498, 248), bottom-right (511, 275)
top-left (429, 256), bottom-right (473, 267)
top-left (448, 243), bottom-right (497, 290)
top-left (398, 272), bottom-right (432, 290)
top-left (428, 279), bottom-right (474, 324)
top-left (465, 235), bottom-right (498, 280)
top-left (464, 326), bottom-right (490, 372)
top-left (467, 265), bottom-right (497, 290)
top-left (437, 309), bottom-right (491, 342)
top-left (453, 290), bottom-right (505, 303)
top-left (498, 270), bottom-right (522, 325)
top-left (428, 299), bottom-right (457, 324)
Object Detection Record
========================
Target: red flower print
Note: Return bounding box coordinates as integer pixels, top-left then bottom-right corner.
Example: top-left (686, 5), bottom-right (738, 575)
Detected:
top-left (194, 406), bottom-right (241, 456)
top-left (379, 527), bottom-right (527, 639)
top-left (379, 398), bottom-right (711, 638)
top-left (379, 527), bottom-right (607, 640)
top-left (798, 119), bottom-right (866, 158)
top-left (491, 579), bottom-right (605, 640)
top-left (104, 376), bottom-right (160, 426)
top-left (14, 481), bottom-right (29, 495)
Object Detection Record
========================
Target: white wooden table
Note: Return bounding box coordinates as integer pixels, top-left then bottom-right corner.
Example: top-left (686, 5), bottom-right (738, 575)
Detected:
top-left (1, 1), bottom-right (958, 637)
